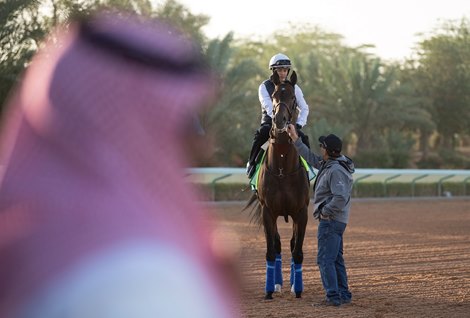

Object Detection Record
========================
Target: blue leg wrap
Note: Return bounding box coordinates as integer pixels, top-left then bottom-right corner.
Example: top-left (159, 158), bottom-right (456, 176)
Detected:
top-left (275, 254), bottom-right (283, 286)
top-left (266, 261), bottom-right (275, 293)
top-left (290, 258), bottom-right (295, 286)
top-left (294, 263), bottom-right (303, 293)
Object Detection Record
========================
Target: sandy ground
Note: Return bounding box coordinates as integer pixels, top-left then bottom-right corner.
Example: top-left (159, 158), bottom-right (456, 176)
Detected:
top-left (207, 198), bottom-right (470, 318)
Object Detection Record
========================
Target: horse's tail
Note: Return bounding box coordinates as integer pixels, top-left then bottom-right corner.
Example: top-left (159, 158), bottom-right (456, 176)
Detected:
top-left (243, 192), bottom-right (258, 210)
top-left (242, 192), bottom-right (263, 227)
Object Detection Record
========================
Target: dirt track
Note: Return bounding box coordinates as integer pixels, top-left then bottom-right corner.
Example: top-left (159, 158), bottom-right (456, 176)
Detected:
top-left (208, 198), bottom-right (470, 318)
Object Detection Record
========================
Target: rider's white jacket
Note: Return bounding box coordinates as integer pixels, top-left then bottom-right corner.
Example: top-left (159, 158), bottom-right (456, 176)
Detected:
top-left (258, 82), bottom-right (309, 127)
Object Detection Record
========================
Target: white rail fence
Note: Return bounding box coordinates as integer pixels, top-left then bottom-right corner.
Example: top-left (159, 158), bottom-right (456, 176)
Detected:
top-left (186, 168), bottom-right (470, 199)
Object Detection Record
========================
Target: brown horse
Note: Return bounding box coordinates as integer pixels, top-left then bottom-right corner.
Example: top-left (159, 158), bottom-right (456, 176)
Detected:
top-left (245, 70), bottom-right (310, 299)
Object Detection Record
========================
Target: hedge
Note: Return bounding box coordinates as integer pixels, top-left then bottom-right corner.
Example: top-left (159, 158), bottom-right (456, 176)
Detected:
top-left (191, 180), bottom-right (469, 201)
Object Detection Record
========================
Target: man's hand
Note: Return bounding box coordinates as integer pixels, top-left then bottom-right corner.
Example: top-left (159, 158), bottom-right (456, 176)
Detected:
top-left (320, 213), bottom-right (330, 220)
top-left (287, 124), bottom-right (299, 142)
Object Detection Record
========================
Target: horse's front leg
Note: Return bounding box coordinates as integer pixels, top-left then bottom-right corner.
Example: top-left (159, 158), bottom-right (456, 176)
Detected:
top-left (263, 206), bottom-right (277, 300)
top-left (290, 206), bottom-right (308, 298)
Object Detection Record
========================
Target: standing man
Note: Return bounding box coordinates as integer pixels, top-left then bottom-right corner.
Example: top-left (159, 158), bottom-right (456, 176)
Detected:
top-left (287, 124), bottom-right (354, 307)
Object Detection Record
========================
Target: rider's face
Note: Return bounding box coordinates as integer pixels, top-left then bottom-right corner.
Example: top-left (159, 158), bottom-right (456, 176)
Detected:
top-left (275, 68), bottom-right (289, 81)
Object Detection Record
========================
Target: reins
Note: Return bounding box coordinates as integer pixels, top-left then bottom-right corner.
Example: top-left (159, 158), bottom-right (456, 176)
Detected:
top-left (273, 101), bottom-right (293, 120)
top-left (264, 80), bottom-right (303, 179)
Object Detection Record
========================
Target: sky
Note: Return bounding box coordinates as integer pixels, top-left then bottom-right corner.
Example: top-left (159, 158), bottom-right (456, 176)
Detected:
top-left (159, 0), bottom-right (470, 61)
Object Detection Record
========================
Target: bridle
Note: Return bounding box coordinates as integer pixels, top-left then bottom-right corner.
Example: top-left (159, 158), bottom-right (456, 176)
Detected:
top-left (273, 102), bottom-right (293, 133)
top-left (267, 84), bottom-right (301, 178)
top-left (272, 85), bottom-right (297, 135)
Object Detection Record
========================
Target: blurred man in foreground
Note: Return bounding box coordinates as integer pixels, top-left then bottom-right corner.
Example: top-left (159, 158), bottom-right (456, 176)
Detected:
top-left (0, 11), bottom-right (238, 318)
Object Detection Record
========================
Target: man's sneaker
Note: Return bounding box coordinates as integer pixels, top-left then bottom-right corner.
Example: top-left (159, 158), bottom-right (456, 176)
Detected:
top-left (341, 298), bottom-right (352, 305)
top-left (312, 299), bottom-right (341, 307)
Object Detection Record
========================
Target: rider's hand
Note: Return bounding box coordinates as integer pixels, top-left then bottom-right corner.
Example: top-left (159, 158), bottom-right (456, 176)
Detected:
top-left (287, 124), bottom-right (299, 142)
top-left (295, 124), bottom-right (302, 130)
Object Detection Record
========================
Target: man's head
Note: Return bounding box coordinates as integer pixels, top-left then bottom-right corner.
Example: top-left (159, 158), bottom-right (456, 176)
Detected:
top-left (319, 134), bottom-right (342, 158)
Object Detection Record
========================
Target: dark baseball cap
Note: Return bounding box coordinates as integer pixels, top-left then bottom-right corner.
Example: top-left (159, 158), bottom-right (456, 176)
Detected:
top-left (318, 134), bottom-right (342, 154)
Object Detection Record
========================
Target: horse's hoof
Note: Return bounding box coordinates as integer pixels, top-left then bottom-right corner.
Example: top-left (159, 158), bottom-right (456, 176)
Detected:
top-left (295, 292), bottom-right (302, 298)
top-left (264, 292), bottom-right (274, 300)
top-left (274, 284), bottom-right (282, 292)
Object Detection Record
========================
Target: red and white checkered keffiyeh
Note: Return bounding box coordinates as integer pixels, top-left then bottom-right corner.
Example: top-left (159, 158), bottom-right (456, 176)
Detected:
top-left (0, 12), bottom-right (236, 317)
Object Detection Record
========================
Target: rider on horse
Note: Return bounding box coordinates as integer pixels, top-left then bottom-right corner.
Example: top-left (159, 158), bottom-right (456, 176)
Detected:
top-left (246, 53), bottom-right (310, 178)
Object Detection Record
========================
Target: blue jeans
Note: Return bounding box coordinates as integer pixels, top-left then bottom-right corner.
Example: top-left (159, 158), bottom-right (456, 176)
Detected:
top-left (317, 219), bottom-right (352, 303)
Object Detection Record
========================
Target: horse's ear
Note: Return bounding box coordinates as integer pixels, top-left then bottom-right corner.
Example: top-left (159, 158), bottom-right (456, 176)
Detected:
top-left (290, 71), bottom-right (297, 86)
top-left (271, 71), bottom-right (281, 85)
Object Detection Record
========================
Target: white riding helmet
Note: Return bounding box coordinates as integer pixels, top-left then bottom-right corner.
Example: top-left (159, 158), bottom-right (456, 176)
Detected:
top-left (269, 53), bottom-right (292, 70)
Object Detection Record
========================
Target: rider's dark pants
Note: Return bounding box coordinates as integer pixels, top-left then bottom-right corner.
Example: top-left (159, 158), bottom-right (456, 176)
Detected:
top-left (248, 123), bottom-right (310, 166)
top-left (248, 123), bottom-right (271, 166)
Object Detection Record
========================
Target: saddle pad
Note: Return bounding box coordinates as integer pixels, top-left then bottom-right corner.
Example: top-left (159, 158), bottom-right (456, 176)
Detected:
top-left (250, 153), bottom-right (316, 191)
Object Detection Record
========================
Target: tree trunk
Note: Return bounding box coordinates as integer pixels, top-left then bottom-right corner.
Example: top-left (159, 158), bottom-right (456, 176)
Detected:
top-left (419, 130), bottom-right (430, 160)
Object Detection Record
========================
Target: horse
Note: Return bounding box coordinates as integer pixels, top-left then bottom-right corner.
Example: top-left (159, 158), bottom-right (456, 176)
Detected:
top-left (244, 70), bottom-right (310, 300)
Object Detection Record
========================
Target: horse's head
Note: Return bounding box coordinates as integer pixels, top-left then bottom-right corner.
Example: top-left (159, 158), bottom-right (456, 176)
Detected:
top-left (271, 71), bottom-right (297, 135)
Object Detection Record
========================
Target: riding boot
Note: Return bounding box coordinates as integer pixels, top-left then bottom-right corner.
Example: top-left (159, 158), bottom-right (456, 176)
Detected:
top-left (247, 148), bottom-right (265, 179)
top-left (247, 123), bottom-right (271, 178)
top-left (246, 162), bottom-right (256, 179)
top-left (246, 145), bottom-right (259, 178)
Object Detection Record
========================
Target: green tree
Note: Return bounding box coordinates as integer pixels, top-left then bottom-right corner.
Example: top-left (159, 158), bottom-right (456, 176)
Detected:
top-left (416, 18), bottom-right (470, 149)
top-left (0, 0), bottom-right (43, 113)
top-left (0, 0), bottom-right (152, 111)
top-left (203, 33), bottom-right (261, 165)
top-left (154, 0), bottom-right (209, 46)
top-left (396, 60), bottom-right (436, 160)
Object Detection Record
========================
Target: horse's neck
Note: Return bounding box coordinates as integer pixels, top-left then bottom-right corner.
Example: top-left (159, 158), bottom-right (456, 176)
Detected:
top-left (266, 141), bottom-right (300, 172)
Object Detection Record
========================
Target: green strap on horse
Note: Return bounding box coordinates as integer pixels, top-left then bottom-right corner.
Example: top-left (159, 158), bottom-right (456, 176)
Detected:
top-left (250, 152), bottom-right (316, 191)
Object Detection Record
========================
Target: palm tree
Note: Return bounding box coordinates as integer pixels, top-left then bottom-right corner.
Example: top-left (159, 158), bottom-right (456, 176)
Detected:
top-left (203, 33), bottom-right (261, 165)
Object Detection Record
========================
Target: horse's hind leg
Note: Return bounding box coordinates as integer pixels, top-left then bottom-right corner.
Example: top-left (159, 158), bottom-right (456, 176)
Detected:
top-left (274, 229), bottom-right (282, 292)
top-left (263, 207), bottom-right (277, 300)
top-left (290, 207), bottom-right (308, 298)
